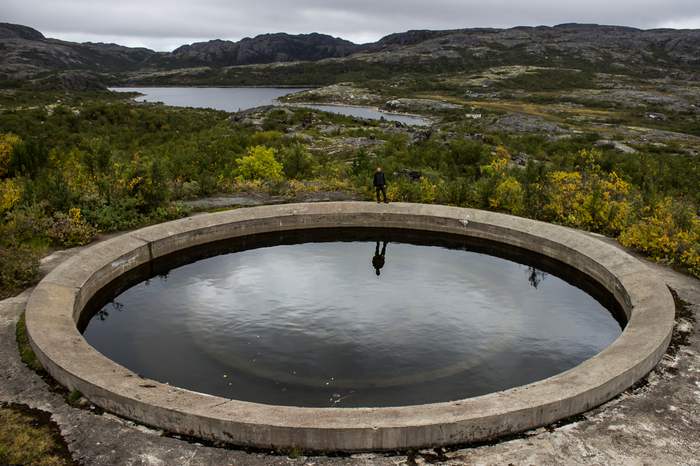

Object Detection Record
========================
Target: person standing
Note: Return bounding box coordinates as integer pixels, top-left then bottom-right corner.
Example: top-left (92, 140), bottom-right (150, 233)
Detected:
top-left (373, 167), bottom-right (388, 203)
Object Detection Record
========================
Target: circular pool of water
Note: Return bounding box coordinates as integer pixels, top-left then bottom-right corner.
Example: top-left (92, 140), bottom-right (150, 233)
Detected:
top-left (82, 228), bottom-right (623, 408)
top-left (26, 203), bottom-right (674, 451)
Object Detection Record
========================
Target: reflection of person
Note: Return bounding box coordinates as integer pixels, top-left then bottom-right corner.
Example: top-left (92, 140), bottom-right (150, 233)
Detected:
top-left (372, 241), bottom-right (387, 276)
top-left (373, 167), bottom-right (388, 204)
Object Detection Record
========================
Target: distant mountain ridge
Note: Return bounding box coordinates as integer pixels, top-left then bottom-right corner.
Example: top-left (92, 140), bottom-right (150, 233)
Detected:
top-left (2, 22), bottom-right (700, 88)
top-left (0, 23), bottom-right (156, 77)
top-left (169, 33), bottom-right (362, 67)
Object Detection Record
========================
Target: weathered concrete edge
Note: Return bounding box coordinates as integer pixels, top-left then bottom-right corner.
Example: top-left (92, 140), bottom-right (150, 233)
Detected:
top-left (24, 202), bottom-right (675, 451)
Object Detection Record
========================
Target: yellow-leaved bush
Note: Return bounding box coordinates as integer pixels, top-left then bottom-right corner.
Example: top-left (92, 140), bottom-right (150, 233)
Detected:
top-left (385, 176), bottom-right (442, 204)
top-left (490, 176), bottom-right (523, 214)
top-left (620, 198), bottom-right (700, 278)
top-left (0, 133), bottom-right (19, 178)
top-left (44, 207), bottom-right (99, 246)
top-left (0, 178), bottom-right (22, 213)
top-left (545, 170), bottom-right (633, 235)
top-left (235, 146), bottom-right (284, 181)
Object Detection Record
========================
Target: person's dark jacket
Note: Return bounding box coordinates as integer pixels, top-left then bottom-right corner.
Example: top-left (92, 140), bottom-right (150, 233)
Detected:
top-left (373, 171), bottom-right (386, 187)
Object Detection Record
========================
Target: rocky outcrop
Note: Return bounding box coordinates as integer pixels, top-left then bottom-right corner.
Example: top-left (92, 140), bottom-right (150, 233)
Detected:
top-left (0, 24), bottom-right (157, 83)
top-left (595, 140), bottom-right (638, 153)
top-left (279, 84), bottom-right (381, 107)
top-left (394, 169), bottom-right (423, 181)
top-left (363, 23), bottom-right (700, 65)
top-left (166, 33), bottom-right (361, 67)
top-left (480, 114), bottom-right (570, 134)
top-left (362, 29), bottom-right (452, 53)
top-left (563, 89), bottom-right (700, 112)
top-left (0, 23), bottom-right (44, 40)
top-left (382, 99), bottom-right (462, 113)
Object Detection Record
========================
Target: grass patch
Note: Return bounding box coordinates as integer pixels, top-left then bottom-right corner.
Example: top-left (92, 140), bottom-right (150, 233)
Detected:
top-left (67, 390), bottom-right (84, 408)
top-left (17, 308), bottom-right (106, 400)
top-left (15, 311), bottom-right (43, 372)
top-left (8, 316), bottom-right (95, 465)
top-left (277, 445), bottom-right (305, 458)
top-left (0, 402), bottom-right (79, 466)
top-left (15, 311), bottom-right (90, 406)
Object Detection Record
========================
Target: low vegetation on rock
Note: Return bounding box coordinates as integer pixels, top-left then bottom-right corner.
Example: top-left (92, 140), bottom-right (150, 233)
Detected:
top-left (0, 21), bottom-right (699, 297)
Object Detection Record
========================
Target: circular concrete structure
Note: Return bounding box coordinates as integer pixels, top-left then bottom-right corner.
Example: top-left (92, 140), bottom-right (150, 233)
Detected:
top-left (25, 202), bottom-right (675, 452)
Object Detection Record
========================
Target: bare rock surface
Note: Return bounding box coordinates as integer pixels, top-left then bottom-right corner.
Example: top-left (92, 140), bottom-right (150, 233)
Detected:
top-left (181, 190), bottom-right (362, 210)
top-left (563, 89), bottom-right (700, 112)
top-left (1, 215), bottom-right (698, 465)
top-left (481, 113), bottom-right (570, 134)
top-left (595, 140), bottom-right (638, 153)
top-left (381, 99), bottom-right (463, 113)
top-left (280, 84), bottom-right (382, 107)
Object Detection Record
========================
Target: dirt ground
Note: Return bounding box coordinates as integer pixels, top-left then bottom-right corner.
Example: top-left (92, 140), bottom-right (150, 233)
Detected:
top-left (1, 208), bottom-right (698, 466)
top-left (180, 190), bottom-right (363, 211)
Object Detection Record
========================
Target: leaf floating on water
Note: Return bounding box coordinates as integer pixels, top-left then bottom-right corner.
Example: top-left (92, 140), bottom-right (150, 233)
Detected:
top-left (330, 392), bottom-right (354, 407)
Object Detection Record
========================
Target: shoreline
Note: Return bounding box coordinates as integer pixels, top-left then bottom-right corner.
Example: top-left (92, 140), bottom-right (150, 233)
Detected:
top-left (109, 84), bottom-right (320, 89)
top-left (109, 87), bottom-right (435, 125)
top-left (108, 88), bottom-right (432, 124)
top-left (274, 99), bottom-right (435, 124)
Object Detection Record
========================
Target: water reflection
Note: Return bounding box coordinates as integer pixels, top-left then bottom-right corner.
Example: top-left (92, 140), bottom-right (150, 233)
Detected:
top-left (82, 228), bottom-right (624, 408)
top-left (372, 241), bottom-right (387, 276)
top-left (295, 104), bottom-right (429, 126)
top-left (109, 88), bottom-right (430, 125)
top-left (95, 301), bottom-right (123, 321)
top-left (527, 266), bottom-right (548, 289)
top-left (110, 87), bottom-right (308, 113)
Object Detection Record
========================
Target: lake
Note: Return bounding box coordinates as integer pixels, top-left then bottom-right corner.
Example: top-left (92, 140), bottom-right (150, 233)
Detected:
top-left (110, 87), bottom-right (430, 126)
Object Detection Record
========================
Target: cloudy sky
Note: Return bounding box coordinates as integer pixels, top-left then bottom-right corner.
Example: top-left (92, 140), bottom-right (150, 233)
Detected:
top-left (4, 0), bottom-right (700, 52)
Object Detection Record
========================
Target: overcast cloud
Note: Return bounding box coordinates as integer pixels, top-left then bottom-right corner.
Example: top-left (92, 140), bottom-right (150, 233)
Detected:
top-left (4, 0), bottom-right (700, 52)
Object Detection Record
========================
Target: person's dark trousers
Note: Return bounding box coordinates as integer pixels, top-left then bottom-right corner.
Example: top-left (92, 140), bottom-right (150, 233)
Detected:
top-left (376, 186), bottom-right (387, 203)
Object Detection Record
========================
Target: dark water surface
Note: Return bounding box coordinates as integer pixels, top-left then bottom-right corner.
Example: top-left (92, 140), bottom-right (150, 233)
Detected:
top-left (82, 229), bottom-right (623, 408)
top-left (292, 103), bottom-right (431, 126)
top-left (110, 87), bottom-right (430, 125)
top-left (111, 87), bottom-right (306, 113)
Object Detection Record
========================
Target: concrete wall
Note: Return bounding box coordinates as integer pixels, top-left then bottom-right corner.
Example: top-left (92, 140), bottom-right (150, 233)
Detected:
top-left (24, 202), bottom-right (675, 451)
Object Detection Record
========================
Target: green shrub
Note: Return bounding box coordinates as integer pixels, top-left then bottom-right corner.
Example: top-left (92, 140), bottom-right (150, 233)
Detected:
top-left (4, 202), bottom-right (98, 247)
top-left (43, 208), bottom-right (99, 247)
top-left (8, 139), bottom-right (49, 179)
top-left (281, 143), bottom-right (316, 180)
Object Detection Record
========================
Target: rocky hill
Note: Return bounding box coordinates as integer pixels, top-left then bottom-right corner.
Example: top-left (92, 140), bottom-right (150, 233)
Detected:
top-left (0, 23), bottom-right (360, 79)
top-left (0, 23), bottom-right (45, 40)
top-left (164, 33), bottom-right (362, 68)
top-left (362, 24), bottom-right (700, 65)
top-left (0, 22), bottom-right (156, 87)
top-left (2, 22), bottom-right (700, 88)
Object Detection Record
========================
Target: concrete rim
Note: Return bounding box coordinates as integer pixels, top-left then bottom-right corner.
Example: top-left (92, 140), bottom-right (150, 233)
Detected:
top-left (24, 202), bottom-right (675, 452)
